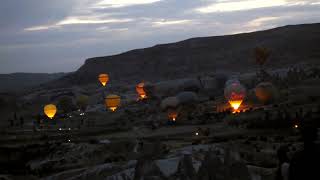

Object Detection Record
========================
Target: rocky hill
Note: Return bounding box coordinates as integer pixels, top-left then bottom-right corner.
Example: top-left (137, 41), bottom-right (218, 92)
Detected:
top-left (52, 23), bottom-right (320, 87)
top-left (0, 73), bottom-right (66, 92)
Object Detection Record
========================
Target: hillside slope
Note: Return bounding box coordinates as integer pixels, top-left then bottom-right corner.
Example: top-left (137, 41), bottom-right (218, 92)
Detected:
top-left (0, 73), bottom-right (66, 92)
top-left (54, 23), bottom-right (320, 86)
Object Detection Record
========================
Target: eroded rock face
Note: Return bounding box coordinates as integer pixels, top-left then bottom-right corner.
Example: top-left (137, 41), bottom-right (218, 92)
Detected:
top-left (25, 140), bottom-right (136, 177)
top-left (132, 145), bottom-right (251, 180)
top-left (134, 159), bottom-right (164, 180)
top-left (50, 24), bottom-right (320, 88)
top-left (175, 153), bottom-right (197, 180)
top-left (28, 143), bottom-right (107, 174)
top-left (39, 143), bottom-right (275, 180)
top-left (41, 160), bottom-right (137, 180)
top-left (155, 157), bottom-right (180, 178)
top-left (247, 165), bottom-right (275, 180)
top-left (43, 168), bottom-right (87, 180)
top-left (197, 149), bottom-right (251, 180)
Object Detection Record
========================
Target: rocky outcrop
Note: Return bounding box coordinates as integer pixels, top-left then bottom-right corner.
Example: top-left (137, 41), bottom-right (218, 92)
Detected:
top-left (40, 143), bottom-right (277, 180)
top-left (50, 23), bottom-right (320, 87)
top-left (197, 148), bottom-right (251, 180)
top-left (26, 140), bottom-right (136, 177)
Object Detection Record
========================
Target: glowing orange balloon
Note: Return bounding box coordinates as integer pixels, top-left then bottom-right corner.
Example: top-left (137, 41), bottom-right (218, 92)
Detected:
top-left (255, 82), bottom-right (277, 104)
top-left (224, 81), bottom-right (246, 111)
top-left (136, 82), bottom-right (147, 99)
top-left (98, 74), bottom-right (109, 86)
top-left (168, 109), bottom-right (178, 121)
top-left (228, 100), bottom-right (243, 112)
top-left (105, 94), bottom-right (120, 111)
top-left (44, 104), bottom-right (57, 119)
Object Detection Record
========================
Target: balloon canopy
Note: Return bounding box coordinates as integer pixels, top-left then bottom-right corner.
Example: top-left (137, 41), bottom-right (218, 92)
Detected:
top-left (161, 96), bottom-right (179, 110)
top-left (44, 104), bottom-right (57, 119)
top-left (76, 95), bottom-right (89, 111)
top-left (98, 74), bottom-right (109, 86)
top-left (105, 94), bottom-right (120, 111)
top-left (224, 81), bottom-right (246, 111)
top-left (176, 91), bottom-right (198, 105)
top-left (225, 79), bottom-right (240, 87)
top-left (255, 82), bottom-right (277, 104)
top-left (136, 82), bottom-right (147, 99)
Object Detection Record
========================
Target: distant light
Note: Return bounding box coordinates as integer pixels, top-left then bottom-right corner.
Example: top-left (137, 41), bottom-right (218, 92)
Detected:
top-left (69, 115), bottom-right (73, 118)
top-left (68, 139), bottom-right (71, 142)
top-left (59, 128), bottom-right (62, 131)
top-left (195, 132), bottom-right (199, 136)
top-left (294, 124), bottom-right (299, 128)
top-left (68, 128), bottom-right (71, 130)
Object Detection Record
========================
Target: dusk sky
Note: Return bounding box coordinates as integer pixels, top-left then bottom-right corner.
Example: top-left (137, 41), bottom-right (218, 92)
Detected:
top-left (1, 0), bottom-right (319, 74)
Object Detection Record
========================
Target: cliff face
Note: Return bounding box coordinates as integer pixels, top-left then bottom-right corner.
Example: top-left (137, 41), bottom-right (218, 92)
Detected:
top-left (56, 23), bottom-right (320, 86)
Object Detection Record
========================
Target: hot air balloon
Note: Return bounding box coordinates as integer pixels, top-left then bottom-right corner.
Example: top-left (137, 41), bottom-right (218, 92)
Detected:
top-left (225, 79), bottom-right (240, 87)
top-left (168, 109), bottom-right (178, 121)
top-left (224, 81), bottom-right (246, 112)
top-left (136, 82), bottom-right (147, 99)
top-left (44, 104), bottom-right (57, 119)
top-left (161, 96), bottom-right (180, 110)
top-left (255, 82), bottom-right (277, 104)
top-left (76, 95), bottom-right (89, 111)
top-left (105, 94), bottom-right (120, 111)
top-left (98, 74), bottom-right (109, 86)
top-left (176, 91), bottom-right (198, 105)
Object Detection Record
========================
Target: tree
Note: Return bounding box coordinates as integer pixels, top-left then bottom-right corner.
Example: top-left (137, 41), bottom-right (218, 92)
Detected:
top-left (58, 96), bottom-right (75, 113)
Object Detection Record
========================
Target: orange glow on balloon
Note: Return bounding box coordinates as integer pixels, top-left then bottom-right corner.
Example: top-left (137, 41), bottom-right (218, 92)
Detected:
top-left (105, 94), bottom-right (120, 112)
top-left (224, 81), bottom-right (246, 112)
top-left (136, 82), bottom-right (147, 99)
top-left (229, 100), bottom-right (243, 112)
top-left (168, 110), bottom-right (178, 121)
top-left (98, 74), bottom-right (109, 86)
top-left (44, 104), bottom-right (57, 119)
